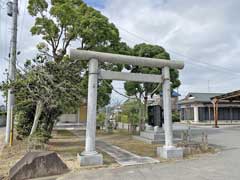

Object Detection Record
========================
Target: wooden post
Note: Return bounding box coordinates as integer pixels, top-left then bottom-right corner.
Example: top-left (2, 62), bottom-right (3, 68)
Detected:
top-left (230, 106), bottom-right (233, 124)
top-left (212, 98), bottom-right (219, 128)
top-left (216, 100), bottom-right (219, 128)
top-left (208, 105), bottom-right (211, 124)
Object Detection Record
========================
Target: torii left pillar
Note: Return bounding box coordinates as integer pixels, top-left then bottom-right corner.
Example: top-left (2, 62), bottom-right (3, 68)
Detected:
top-left (78, 58), bottom-right (103, 166)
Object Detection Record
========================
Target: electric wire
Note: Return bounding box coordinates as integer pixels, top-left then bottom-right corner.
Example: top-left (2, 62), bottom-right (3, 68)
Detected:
top-left (99, 74), bottom-right (132, 99)
top-left (1, 56), bottom-right (26, 73)
top-left (118, 25), bottom-right (240, 77)
top-left (18, 0), bottom-right (27, 51)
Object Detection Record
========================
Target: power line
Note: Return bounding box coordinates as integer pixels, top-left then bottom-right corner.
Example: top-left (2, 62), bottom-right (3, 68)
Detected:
top-left (0, 1), bottom-right (6, 58)
top-left (117, 25), bottom-right (240, 77)
top-left (119, 28), bottom-right (238, 76)
top-left (100, 79), bottom-right (131, 99)
top-left (18, 0), bottom-right (27, 50)
top-left (1, 56), bottom-right (26, 73)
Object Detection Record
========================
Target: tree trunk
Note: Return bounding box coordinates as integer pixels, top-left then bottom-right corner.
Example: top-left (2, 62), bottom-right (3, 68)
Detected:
top-left (30, 100), bottom-right (43, 135)
top-left (144, 96), bottom-right (148, 127)
top-left (138, 99), bottom-right (143, 131)
top-left (47, 119), bottom-right (55, 135)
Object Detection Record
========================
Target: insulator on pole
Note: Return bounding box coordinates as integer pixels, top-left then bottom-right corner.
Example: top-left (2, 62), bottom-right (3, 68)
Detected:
top-left (7, 1), bottom-right (13, 17)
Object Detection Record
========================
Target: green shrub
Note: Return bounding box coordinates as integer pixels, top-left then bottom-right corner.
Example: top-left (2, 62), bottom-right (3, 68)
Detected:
top-left (97, 112), bottom-right (106, 128)
top-left (172, 111), bottom-right (180, 122)
top-left (15, 109), bottom-right (34, 139)
top-left (15, 104), bottom-right (62, 141)
top-left (120, 114), bottom-right (128, 123)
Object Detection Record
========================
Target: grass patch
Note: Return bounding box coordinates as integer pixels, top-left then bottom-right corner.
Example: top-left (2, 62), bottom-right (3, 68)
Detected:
top-left (52, 130), bottom-right (75, 139)
top-left (48, 130), bottom-right (116, 170)
top-left (0, 129), bottom-right (218, 179)
top-left (97, 130), bottom-right (159, 158)
top-left (96, 129), bottom-right (217, 160)
top-left (0, 129), bottom-right (117, 178)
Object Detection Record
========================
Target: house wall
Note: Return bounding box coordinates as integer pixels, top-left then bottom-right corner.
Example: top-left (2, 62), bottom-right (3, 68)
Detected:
top-left (180, 103), bottom-right (240, 121)
top-left (58, 105), bottom-right (87, 123)
top-left (180, 107), bottom-right (194, 121)
top-left (198, 106), bottom-right (240, 121)
top-left (79, 105), bottom-right (87, 122)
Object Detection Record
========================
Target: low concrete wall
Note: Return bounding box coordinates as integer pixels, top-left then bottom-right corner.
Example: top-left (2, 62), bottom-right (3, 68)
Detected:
top-left (181, 120), bottom-right (240, 125)
top-left (58, 114), bottom-right (78, 123)
top-left (0, 115), bottom-right (6, 126)
top-left (118, 122), bottom-right (129, 130)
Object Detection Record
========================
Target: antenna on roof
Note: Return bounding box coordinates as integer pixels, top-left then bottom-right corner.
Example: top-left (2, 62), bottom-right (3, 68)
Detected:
top-left (208, 80), bottom-right (210, 92)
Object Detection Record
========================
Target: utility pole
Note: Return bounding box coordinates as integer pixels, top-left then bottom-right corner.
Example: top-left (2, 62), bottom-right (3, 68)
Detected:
top-left (5, 0), bottom-right (18, 144)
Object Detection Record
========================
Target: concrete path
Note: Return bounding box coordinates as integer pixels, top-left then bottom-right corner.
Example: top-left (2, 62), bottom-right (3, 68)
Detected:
top-left (96, 140), bottom-right (159, 166)
top-left (58, 126), bottom-right (240, 180)
top-left (72, 130), bottom-right (159, 166)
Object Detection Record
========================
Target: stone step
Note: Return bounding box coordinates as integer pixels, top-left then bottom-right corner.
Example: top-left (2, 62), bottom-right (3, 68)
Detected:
top-left (140, 131), bottom-right (164, 140)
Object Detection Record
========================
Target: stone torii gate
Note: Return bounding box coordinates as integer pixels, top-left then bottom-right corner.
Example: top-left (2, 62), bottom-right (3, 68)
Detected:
top-left (69, 49), bottom-right (184, 166)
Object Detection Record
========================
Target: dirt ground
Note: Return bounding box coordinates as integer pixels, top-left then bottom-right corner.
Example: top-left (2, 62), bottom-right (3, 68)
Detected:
top-left (0, 130), bottom-right (117, 179)
top-left (0, 129), bottom-right (216, 179)
top-left (0, 138), bottom-right (28, 179)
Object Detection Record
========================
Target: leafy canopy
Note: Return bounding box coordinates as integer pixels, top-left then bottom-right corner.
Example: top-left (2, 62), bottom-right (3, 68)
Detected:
top-left (27, 0), bottom-right (131, 108)
top-left (28, 0), bottom-right (120, 62)
top-left (124, 43), bottom-right (181, 98)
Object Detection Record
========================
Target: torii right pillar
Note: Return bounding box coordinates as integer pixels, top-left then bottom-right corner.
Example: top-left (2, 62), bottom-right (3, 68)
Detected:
top-left (157, 66), bottom-right (183, 159)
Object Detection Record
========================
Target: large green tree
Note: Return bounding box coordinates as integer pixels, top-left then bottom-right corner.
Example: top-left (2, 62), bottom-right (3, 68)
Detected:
top-left (124, 43), bottom-right (181, 126)
top-left (120, 99), bottom-right (141, 133)
top-left (124, 43), bottom-right (180, 98)
top-left (28, 0), bottom-right (120, 62)
top-left (27, 0), bottom-right (130, 108)
top-left (0, 0), bottom-right (129, 139)
top-left (1, 55), bottom-right (85, 138)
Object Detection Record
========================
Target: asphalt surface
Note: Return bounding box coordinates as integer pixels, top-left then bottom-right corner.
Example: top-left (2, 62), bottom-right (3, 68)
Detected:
top-left (58, 125), bottom-right (240, 180)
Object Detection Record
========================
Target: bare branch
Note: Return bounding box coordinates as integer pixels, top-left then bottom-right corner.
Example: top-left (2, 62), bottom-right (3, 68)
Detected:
top-left (56, 25), bottom-right (64, 50)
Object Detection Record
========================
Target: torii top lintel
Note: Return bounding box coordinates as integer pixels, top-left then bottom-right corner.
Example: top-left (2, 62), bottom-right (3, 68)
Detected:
top-left (69, 49), bottom-right (184, 69)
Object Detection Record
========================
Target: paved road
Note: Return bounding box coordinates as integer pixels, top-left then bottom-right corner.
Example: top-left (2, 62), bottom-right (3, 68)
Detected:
top-left (59, 126), bottom-right (240, 180)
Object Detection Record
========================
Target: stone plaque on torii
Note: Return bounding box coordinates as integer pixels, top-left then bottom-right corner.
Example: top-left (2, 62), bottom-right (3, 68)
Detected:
top-left (69, 49), bottom-right (184, 166)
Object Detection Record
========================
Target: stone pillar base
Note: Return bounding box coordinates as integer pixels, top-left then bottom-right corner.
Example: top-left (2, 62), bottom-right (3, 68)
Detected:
top-left (157, 146), bottom-right (183, 159)
top-left (77, 152), bottom-right (103, 166)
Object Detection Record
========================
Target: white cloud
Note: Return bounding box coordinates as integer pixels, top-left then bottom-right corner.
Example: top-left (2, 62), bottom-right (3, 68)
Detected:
top-left (0, 0), bottom-right (40, 104)
top-left (102, 0), bottom-right (240, 98)
top-left (1, 0), bottom-right (240, 105)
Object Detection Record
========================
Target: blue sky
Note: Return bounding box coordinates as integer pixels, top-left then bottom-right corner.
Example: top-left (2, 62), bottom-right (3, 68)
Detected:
top-left (1, 0), bottom-right (240, 105)
top-left (83, 0), bottom-right (106, 9)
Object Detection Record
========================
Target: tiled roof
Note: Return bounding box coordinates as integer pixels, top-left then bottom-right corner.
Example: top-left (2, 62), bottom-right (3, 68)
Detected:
top-left (178, 92), bottom-right (223, 104)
